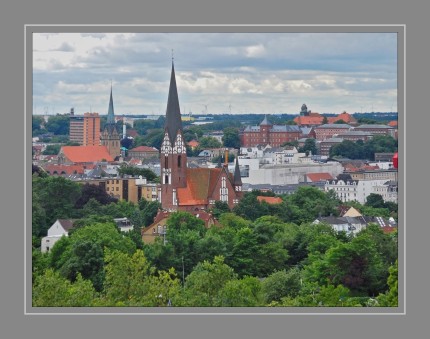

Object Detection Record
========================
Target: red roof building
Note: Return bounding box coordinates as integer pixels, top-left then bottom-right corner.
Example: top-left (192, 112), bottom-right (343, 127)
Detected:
top-left (58, 145), bottom-right (114, 164)
top-left (159, 62), bottom-right (243, 211)
top-left (306, 172), bottom-right (334, 182)
top-left (43, 164), bottom-right (85, 176)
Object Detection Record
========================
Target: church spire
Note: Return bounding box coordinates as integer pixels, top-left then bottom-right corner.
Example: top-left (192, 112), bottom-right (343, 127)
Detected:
top-left (165, 61), bottom-right (183, 143)
top-left (233, 156), bottom-right (242, 186)
top-left (107, 83), bottom-right (115, 125)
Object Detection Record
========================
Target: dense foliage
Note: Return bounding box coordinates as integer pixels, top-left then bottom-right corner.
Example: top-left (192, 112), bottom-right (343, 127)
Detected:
top-left (32, 173), bottom-right (398, 307)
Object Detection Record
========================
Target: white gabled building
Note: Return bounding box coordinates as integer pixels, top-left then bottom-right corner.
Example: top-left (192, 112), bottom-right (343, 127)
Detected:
top-left (41, 219), bottom-right (74, 253)
top-left (325, 178), bottom-right (398, 204)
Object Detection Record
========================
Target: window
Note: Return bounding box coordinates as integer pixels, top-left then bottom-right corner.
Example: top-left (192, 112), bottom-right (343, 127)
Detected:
top-left (178, 155), bottom-right (181, 168)
top-left (165, 156), bottom-right (168, 168)
top-left (165, 175), bottom-right (169, 184)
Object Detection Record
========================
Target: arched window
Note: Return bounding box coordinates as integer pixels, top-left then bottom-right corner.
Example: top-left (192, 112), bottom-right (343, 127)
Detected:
top-left (178, 155), bottom-right (181, 168)
top-left (165, 156), bottom-right (168, 168)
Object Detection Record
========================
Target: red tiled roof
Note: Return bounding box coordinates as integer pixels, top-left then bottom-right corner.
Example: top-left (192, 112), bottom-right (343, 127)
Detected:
top-left (381, 226), bottom-right (397, 234)
top-left (177, 167), bottom-right (232, 206)
top-left (61, 146), bottom-right (114, 163)
top-left (388, 120), bottom-right (398, 127)
top-left (187, 140), bottom-right (200, 148)
top-left (306, 172), bottom-right (333, 182)
top-left (328, 112), bottom-right (357, 124)
top-left (129, 146), bottom-right (159, 152)
top-left (43, 164), bottom-right (85, 175)
top-left (257, 196), bottom-right (283, 204)
top-left (294, 116), bottom-right (324, 125)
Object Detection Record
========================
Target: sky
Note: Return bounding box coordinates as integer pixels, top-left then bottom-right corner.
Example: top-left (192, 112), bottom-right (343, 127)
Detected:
top-left (32, 32), bottom-right (398, 116)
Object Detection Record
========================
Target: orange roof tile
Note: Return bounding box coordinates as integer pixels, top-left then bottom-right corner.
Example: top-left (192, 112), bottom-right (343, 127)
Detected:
top-left (328, 112), bottom-right (357, 124)
top-left (294, 116), bottom-right (324, 125)
top-left (388, 120), bottom-right (398, 127)
top-left (306, 172), bottom-right (334, 182)
top-left (257, 196), bottom-right (283, 204)
top-left (177, 167), bottom-right (233, 206)
top-left (61, 146), bottom-right (114, 163)
top-left (187, 140), bottom-right (200, 148)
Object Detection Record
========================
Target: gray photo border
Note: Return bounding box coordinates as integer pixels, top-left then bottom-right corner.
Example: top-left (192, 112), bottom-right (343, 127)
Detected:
top-left (26, 24), bottom-right (405, 315)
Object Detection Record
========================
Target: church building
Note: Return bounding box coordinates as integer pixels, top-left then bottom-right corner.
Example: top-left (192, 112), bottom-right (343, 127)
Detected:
top-left (100, 86), bottom-right (121, 160)
top-left (159, 62), bottom-right (243, 211)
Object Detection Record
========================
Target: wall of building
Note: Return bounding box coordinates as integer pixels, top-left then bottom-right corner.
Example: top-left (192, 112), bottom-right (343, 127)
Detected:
top-left (242, 162), bottom-right (343, 185)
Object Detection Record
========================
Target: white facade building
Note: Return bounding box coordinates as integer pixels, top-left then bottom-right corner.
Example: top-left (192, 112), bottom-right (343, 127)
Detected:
top-left (325, 179), bottom-right (398, 204)
top-left (242, 161), bottom-right (343, 185)
top-left (41, 219), bottom-right (74, 253)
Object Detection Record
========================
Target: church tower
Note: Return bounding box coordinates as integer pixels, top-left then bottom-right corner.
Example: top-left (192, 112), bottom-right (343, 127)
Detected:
top-left (100, 85), bottom-right (121, 160)
top-left (160, 61), bottom-right (187, 210)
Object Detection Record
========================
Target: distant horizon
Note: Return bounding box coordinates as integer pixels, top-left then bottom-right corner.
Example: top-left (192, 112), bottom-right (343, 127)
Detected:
top-left (32, 111), bottom-right (399, 117)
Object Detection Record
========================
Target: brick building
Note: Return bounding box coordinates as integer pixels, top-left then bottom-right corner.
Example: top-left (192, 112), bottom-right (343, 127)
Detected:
top-left (160, 62), bottom-right (243, 211)
top-left (314, 123), bottom-right (352, 141)
top-left (240, 116), bottom-right (301, 147)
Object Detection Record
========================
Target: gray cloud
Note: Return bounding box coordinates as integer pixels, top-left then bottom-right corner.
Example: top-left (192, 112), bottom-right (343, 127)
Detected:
top-left (32, 32), bottom-right (398, 115)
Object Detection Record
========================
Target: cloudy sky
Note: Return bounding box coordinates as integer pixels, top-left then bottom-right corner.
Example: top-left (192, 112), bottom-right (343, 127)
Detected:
top-left (33, 32), bottom-right (398, 116)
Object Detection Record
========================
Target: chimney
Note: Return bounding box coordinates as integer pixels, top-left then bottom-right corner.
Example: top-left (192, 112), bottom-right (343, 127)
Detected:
top-left (224, 148), bottom-right (229, 167)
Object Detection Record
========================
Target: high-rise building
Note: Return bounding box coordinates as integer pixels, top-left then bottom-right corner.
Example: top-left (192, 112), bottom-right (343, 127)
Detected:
top-left (69, 112), bottom-right (100, 146)
top-left (83, 113), bottom-right (100, 146)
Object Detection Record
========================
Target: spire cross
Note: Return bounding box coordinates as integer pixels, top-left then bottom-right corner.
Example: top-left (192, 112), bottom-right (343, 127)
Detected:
top-left (172, 49), bottom-right (174, 63)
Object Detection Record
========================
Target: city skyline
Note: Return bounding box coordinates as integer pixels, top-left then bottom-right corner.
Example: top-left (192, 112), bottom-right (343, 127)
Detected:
top-left (33, 32), bottom-right (398, 116)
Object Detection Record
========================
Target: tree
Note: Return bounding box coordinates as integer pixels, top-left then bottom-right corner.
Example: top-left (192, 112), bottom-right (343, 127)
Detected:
top-left (183, 256), bottom-right (237, 306)
top-left (32, 269), bottom-right (97, 307)
top-left (262, 268), bottom-right (301, 303)
top-left (117, 164), bottom-right (158, 182)
top-left (198, 136), bottom-right (222, 149)
top-left (209, 200), bottom-right (230, 219)
top-left (322, 116), bottom-right (329, 124)
top-left (222, 127), bottom-right (240, 148)
top-left (74, 183), bottom-right (118, 209)
top-left (42, 144), bottom-right (62, 155)
top-left (218, 276), bottom-right (264, 306)
top-left (376, 260), bottom-right (398, 307)
top-left (365, 193), bottom-right (386, 209)
top-left (32, 115), bottom-right (45, 135)
top-left (45, 114), bottom-right (70, 135)
top-left (334, 119), bottom-right (347, 124)
top-left (33, 176), bottom-right (82, 226)
top-left (299, 138), bottom-right (318, 155)
top-left (60, 240), bottom-right (105, 291)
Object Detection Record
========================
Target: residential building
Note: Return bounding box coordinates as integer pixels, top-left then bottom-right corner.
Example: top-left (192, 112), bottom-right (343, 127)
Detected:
top-left (41, 219), bottom-right (74, 253)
